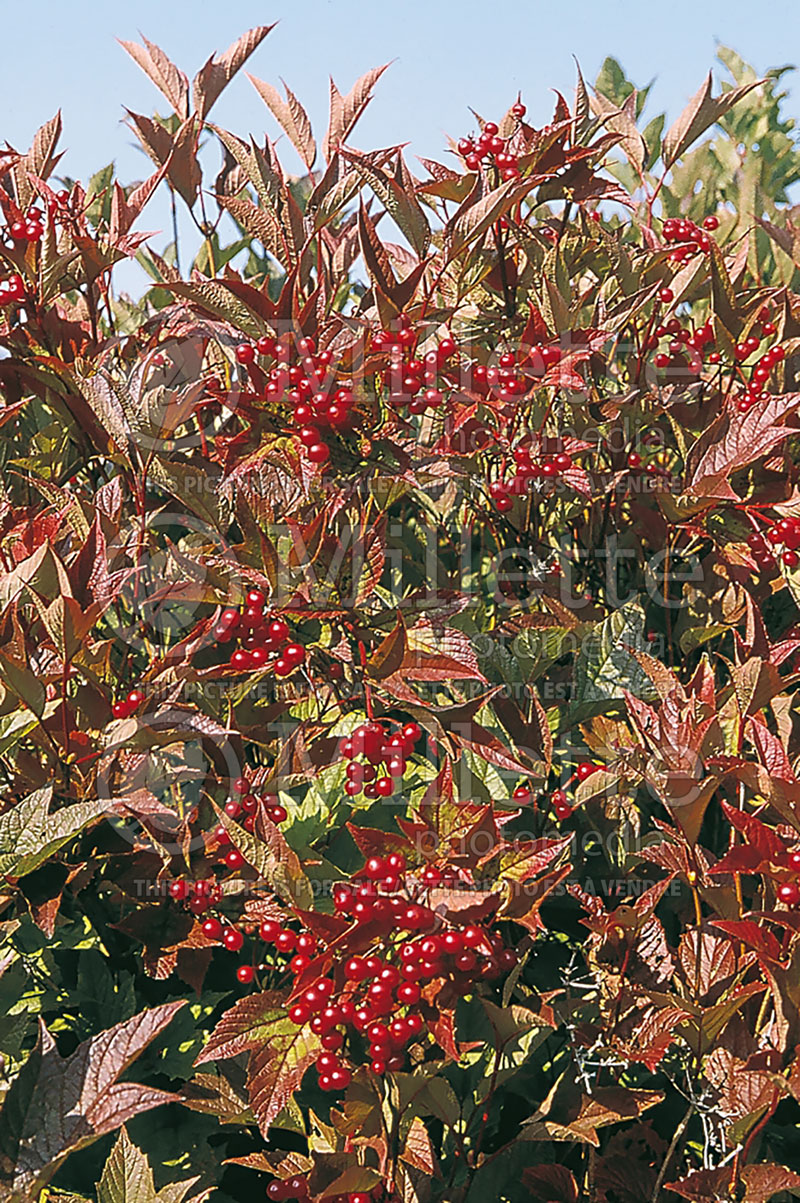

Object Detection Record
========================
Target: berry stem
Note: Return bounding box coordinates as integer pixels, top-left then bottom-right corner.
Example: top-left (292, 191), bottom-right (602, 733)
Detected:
top-left (357, 639), bottom-right (374, 720)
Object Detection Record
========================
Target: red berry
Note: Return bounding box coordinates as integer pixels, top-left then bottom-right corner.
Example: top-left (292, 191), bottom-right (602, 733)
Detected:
top-left (703, 215), bottom-right (720, 231)
top-left (168, 879), bottom-right (188, 901)
top-left (498, 948), bottom-right (517, 972)
top-left (268, 618), bottom-right (289, 642)
top-left (364, 856), bottom-right (386, 880)
top-left (222, 927), bottom-right (244, 952)
top-left (284, 642), bottom-right (305, 666)
top-left (276, 929), bottom-right (297, 953)
top-left (202, 917), bottom-right (223, 941)
top-left (289, 1003), bottom-right (310, 1025)
top-left (307, 442), bottom-right (329, 464)
top-left (237, 965), bottom-right (255, 984)
top-left (225, 848), bottom-right (246, 871)
top-left (236, 343), bottom-right (256, 365)
top-left (658, 288), bottom-right (674, 304)
top-left (778, 882), bottom-right (800, 907)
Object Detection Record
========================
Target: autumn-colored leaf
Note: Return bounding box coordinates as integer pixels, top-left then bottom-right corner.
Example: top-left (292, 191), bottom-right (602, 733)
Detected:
top-left (0, 1003), bottom-right (185, 1197)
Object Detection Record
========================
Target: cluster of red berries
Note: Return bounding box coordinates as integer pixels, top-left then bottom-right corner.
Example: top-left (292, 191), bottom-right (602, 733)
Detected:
top-left (748, 516), bottom-right (800, 573)
top-left (234, 333), bottom-right (353, 465)
top-left (340, 720), bottom-right (423, 798)
top-left (218, 778), bottom-right (288, 853)
top-left (777, 852), bottom-right (800, 908)
top-left (662, 214), bottom-right (719, 262)
top-left (3, 204), bottom-right (46, 244)
top-left (734, 335), bottom-right (784, 413)
top-left (214, 589), bottom-right (306, 678)
top-left (267, 1180), bottom-right (383, 1203)
top-left (651, 315), bottom-right (716, 370)
top-left (488, 444), bottom-right (575, 511)
top-left (457, 104), bottom-right (526, 178)
top-left (168, 875), bottom-right (224, 915)
top-left (548, 761), bottom-right (600, 820)
top-left (650, 311), bottom-right (785, 392)
top-left (0, 273), bottom-right (24, 306)
top-left (111, 687), bottom-right (145, 719)
top-left (469, 344), bottom-right (563, 402)
top-left (269, 852), bottom-right (520, 1088)
top-left (198, 899), bottom-right (303, 984)
top-left (266, 1176), bottom-right (311, 1201)
top-left (371, 318), bottom-right (458, 414)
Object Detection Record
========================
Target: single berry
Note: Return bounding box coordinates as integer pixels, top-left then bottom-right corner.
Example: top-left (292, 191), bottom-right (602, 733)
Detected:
top-left (223, 927), bottom-right (244, 952)
top-left (778, 882), bottom-right (800, 907)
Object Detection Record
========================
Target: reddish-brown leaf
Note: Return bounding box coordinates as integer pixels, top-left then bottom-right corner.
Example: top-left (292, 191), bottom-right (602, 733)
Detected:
top-left (666, 1163), bottom-right (800, 1203)
top-left (522, 1164), bottom-right (579, 1203)
top-left (662, 73), bottom-right (763, 166)
top-left (118, 37), bottom-right (190, 119)
top-left (0, 1003), bottom-right (185, 1196)
top-left (192, 26), bottom-right (275, 119)
top-left (323, 65), bottom-right (391, 160)
top-left (366, 612), bottom-right (407, 680)
top-left (687, 394), bottom-right (800, 499)
top-left (248, 74), bottom-right (316, 169)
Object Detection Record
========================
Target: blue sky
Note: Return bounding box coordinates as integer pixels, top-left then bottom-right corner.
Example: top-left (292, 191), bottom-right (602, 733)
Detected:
top-left (2, 0), bottom-right (798, 288)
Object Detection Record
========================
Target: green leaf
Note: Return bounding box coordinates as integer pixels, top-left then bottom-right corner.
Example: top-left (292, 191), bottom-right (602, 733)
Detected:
top-left (218, 807), bottom-right (313, 909)
top-left (147, 457), bottom-right (227, 530)
top-left (571, 601), bottom-right (658, 708)
top-left (0, 787), bottom-right (106, 879)
top-left (97, 1128), bottom-right (158, 1203)
top-left (195, 991), bottom-right (321, 1136)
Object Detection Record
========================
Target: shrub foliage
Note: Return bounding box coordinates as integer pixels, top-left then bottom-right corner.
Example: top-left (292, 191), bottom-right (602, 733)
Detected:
top-left (1, 27), bottom-right (800, 1203)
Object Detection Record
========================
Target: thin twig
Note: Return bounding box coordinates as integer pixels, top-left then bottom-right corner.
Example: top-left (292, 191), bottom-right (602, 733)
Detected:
top-left (650, 1103), bottom-right (693, 1203)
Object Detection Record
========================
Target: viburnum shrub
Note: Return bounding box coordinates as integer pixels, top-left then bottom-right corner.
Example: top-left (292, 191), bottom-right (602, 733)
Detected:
top-left (5, 25), bottom-right (800, 1203)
